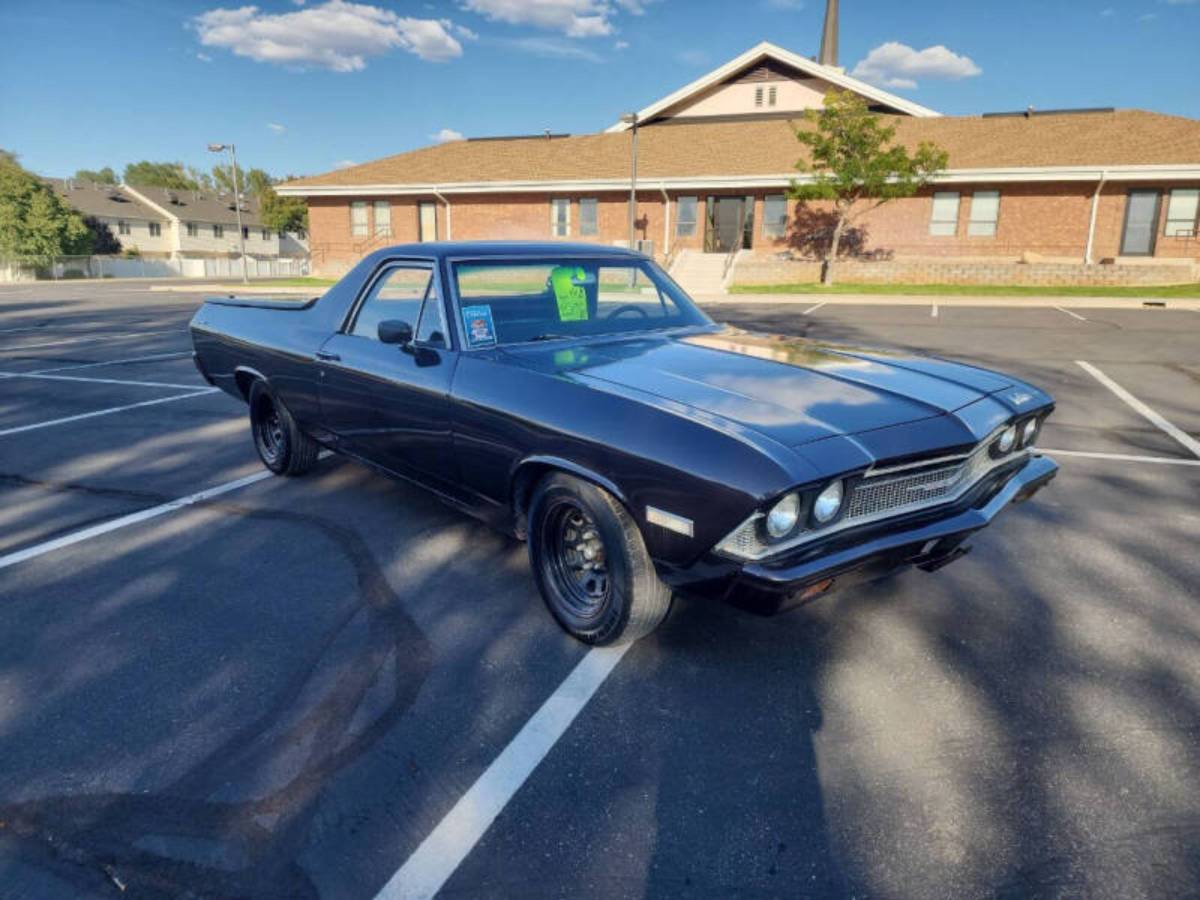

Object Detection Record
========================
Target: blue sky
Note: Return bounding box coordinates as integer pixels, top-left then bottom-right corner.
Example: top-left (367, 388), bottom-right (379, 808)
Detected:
top-left (2, 0), bottom-right (1198, 180)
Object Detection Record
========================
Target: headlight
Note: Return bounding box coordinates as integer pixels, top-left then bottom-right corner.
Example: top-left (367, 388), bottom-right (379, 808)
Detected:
top-left (765, 492), bottom-right (801, 539)
top-left (996, 425), bottom-right (1017, 455)
top-left (812, 480), bottom-right (844, 524)
top-left (1020, 417), bottom-right (1039, 447)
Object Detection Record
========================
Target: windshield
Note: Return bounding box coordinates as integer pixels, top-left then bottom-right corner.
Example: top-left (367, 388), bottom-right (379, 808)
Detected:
top-left (451, 257), bottom-right (712, 348)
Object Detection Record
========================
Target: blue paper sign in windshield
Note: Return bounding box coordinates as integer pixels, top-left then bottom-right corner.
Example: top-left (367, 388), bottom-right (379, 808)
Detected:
top-left (462, 304), bottom-right (497, 348)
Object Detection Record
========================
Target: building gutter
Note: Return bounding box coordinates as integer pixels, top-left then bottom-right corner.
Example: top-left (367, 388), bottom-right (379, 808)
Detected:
top-left (659, 184), bottom-right (671, 255)
top-left (277, 164), bottom-right (1200, 198)
top-left (432, 188), bottom-right (452, 239)
top-left (1083, 171), bottom-right (1107, 265)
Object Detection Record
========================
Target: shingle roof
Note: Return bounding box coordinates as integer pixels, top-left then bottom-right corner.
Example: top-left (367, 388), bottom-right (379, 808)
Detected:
top-left (128, 184), bottom-right (264, 227)
top-left (281, 110), bottom-right (1200, 191)
top-left (46, 179), bottom-right (164, 220)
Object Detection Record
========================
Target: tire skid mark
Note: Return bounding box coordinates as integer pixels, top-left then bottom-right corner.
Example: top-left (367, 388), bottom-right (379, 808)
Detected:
top-left (1, 501), bottom-right (435, 899)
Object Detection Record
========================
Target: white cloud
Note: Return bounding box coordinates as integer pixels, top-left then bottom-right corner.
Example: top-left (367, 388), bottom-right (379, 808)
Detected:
top-left (431, 127), bottom-right (465, 142)
top-left (191, 1), bottom-right (465, 71)
top-left (267, 122), bottom-right (287, 133)
top-left (1099, 7), bottom-right (1116, 15)
top-left (851, 42), bottom-right (981, 89)
top-left (500, 36), bottom-right (604, 61)
top-left (614, 39), bottom-right (629, 49)
top-left (195, 51), bottom-right (213, 62)
top-left (334, 159), bottom-right (358, 169)
top-left (460, 0), bottom-right (615, 37)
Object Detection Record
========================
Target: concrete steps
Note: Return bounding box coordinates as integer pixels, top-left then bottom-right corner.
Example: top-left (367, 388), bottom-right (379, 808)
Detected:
top-left (670, 249), bottom-right (730, 296)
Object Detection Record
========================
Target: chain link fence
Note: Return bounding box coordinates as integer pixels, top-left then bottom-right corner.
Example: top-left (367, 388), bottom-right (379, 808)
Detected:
top-left (0, 255), bottom-right (310, 283)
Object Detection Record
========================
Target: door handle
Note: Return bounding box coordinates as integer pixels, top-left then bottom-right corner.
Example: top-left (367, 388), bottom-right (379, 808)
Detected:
top-left (315, 350), bottom-right (341, 362)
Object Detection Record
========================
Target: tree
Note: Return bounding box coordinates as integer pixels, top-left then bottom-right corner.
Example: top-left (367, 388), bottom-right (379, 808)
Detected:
top-left (74, 166), bottom-right (117, 185)
top-left (789, 91), bottom-right (948, 285)
top-left (214, 164), bottom-right (308, 234)
top-left (83, 216), bottom-right (122, 254)
top-left (0, 151), bottom-right (92, 267)
top-left (122, 160), bottom-right (201, 190)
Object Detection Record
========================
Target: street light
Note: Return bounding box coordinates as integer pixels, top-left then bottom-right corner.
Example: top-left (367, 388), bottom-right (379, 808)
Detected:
top-left (207, 142), bottom-right (249, 284)
top-left (620, 112), bottom-right (639, 252)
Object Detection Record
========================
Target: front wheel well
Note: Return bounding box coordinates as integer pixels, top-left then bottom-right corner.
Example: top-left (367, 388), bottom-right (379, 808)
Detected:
top-left (234, 369), bottom-right (262, 401)
top-left (509, 460), bottom-right (626, 541)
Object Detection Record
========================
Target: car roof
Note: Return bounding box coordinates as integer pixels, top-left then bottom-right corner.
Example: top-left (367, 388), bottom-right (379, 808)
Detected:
top-left (362, 240), bottom-right (648, 264)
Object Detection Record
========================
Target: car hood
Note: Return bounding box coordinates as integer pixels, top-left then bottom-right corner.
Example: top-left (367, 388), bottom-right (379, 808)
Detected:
top-left (502, 327), bottom-right (1041, 453)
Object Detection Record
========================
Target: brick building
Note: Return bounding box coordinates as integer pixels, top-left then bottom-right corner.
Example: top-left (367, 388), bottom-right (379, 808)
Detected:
top-left (278, 40), bottom-right (1200, 287)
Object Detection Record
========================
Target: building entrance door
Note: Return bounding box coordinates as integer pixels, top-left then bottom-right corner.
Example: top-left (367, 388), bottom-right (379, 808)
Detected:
top-left (705, 196), bottom-right (751, 253)
top-left (1120, 190), bottom-right (1160, 256)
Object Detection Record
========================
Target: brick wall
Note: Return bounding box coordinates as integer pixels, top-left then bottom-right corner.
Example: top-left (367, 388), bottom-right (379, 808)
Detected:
top-left (305, 181), bottom-right (1200, 278)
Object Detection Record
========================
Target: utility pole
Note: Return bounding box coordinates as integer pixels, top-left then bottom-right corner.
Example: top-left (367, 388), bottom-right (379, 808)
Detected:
top-left (620, 112), bottom-right (640, 252)
top-left (208, 142), bottom-right (249, 284)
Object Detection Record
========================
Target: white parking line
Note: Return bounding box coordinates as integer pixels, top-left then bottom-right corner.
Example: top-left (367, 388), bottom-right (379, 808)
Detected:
top-left (0, 468), bottom-right (273, 571)
top-left (802, 301), bottom-right (826, 315)
top-left (375, 644), bottom-right (632, 900)
top-left (1076, 360), bottom-right (1200, 459)
top-left (931, 304), bottom-right (939, 318)
top-left (20, 351), bottom-right (193, 375)
top-left (1054, 306), bottom-right (1087, 322)
top-left (0, 389), bottom-right (218, 437)
top-left (1043, 448), bottom-right (1200, 467)
top-left (0, 330), bottom-right (181, 352)
top-left (0, 371), bottom-right (204, 390)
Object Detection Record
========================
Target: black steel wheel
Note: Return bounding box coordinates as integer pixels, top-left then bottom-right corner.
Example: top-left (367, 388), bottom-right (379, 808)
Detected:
top-left (248, 380), bottom-right (320, 476)
top-left (528, 472), bottom-right (671, 645)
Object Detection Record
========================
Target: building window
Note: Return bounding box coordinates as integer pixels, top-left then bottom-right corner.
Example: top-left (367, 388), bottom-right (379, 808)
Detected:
top-left (213, 224), bottom-right (224, 238)
top-left (261, 228), bottom-right (271, 241)
top-left (1165, 188), bottom-right (1199, 237)
top-left (579, 198), bottom-right (598, 236)
top-left (350, 200), bottom-right (368, 237)
top-left (929, 192), bottom-right (960, 236)
top-left (374, 200), bottom-right (391, 237)
top-left (763, 195), bottom-right (788, 238)
top-left (149, 222), bottom-right (162, 237)
top-left (242, 226), bottom-right (250, 240)
top-left (754, 86), bottom-right (764, 108)
top-left (117, 220), bottom-right (130, 235)
top-left (768, 85), bottom-right (778, 107)
top-left (418, 202), bottom-right (437, 241)
top-left (186, 222), bottom-right (198, 237)
top-left (968, 190), bottom-right (1000, 237)
top-left (676, 196), bottom-right (698, 236)
top-left (551, 198), bottom-right (570, 237)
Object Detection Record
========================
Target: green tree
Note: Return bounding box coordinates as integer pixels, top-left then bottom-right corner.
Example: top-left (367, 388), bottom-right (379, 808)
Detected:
top-left (74, 166), bottom-right (117, 185)
top-left (0, 151), bottom-right (92, 267)
top-left (122, 160), bottom-right (201, 190)
top-left (213, 164), bottom-right (308, 234)
top-left (789, 91), bottom-right (949, 285)
top-left (83, 216), bottom-right (122, 254)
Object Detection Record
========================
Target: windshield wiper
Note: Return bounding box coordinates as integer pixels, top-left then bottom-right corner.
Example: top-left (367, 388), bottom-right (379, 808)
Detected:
top-left (526, 333), bottom-right (573, 342)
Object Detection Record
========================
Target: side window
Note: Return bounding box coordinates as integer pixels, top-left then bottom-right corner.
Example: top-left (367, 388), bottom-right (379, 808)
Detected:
top-left (929, 192), bottom-right (960, 236)
top-left (349, 265), bottom-right (431, 340)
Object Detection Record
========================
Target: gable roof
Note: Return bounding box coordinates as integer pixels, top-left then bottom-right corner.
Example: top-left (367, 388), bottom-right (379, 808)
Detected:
top-left (604, 41), bottom-right (940, 131)
top-left (46, 179), bottom-right (165, 221)
top-left (277, 110), bottom-right (1200, 196)
top-left (124, 184), bottom-right (265, 227)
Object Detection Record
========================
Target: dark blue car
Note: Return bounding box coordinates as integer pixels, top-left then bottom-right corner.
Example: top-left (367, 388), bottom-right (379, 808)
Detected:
top-left (190, 242), bottom-right (1057, 644)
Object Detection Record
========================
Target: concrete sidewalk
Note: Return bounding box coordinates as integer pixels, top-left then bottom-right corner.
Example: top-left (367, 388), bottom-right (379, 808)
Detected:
top-left (695, 292), bottom-right (1200, 310)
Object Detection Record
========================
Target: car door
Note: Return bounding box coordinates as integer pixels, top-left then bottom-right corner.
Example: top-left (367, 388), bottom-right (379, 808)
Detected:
top-left (316, 260), bottom-right (460, 492)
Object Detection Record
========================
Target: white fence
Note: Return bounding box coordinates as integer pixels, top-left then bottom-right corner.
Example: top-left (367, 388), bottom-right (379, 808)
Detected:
top-left (0, 255), bottom-right (309, 283)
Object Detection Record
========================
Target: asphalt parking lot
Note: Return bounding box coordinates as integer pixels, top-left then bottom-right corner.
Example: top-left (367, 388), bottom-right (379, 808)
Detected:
top-left (1, 281), bottom-right (1198, 900)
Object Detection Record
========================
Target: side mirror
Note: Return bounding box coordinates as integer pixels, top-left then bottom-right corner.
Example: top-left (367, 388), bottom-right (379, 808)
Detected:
top-left (378, 319), bottom-right (414, 346)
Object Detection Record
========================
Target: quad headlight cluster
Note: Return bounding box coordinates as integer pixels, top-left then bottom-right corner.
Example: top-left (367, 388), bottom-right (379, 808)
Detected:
top-left (991, 415), bottom-right (1042, 459)
top-left (763, 478), bottom-right (846, 543)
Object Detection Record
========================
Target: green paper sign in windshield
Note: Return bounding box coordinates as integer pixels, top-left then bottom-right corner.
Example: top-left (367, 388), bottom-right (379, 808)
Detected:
top-left (550, 266), bottom-right (589, 322)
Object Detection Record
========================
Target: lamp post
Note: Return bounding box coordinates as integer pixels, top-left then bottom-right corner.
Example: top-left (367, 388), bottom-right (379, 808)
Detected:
top-left (207, 142), bottom-right (249, 284)
top-left (620, 112), bottom-right (639, 252)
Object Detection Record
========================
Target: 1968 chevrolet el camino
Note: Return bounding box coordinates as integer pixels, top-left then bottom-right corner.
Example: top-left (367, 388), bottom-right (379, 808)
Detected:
top-left (190, 242), bottom-right (1057, 645)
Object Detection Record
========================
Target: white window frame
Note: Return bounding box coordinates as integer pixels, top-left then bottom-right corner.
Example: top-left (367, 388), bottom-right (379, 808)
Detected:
top-left (1164, 188), bottom-right (1199, 237)
top-left (148, 222), bottom-right (162, 237)
top-left (579, 198), bottom-right (599, 236)
top-left (261, 228), bottom-right (270, 241)
top-left (374, 200), bottom-right (391, 237)
top-left (762, 194), bottom-right (788, 238)
top-left (967, 190), bottom-right (1001, 237)
top-left (117, 220), bottom-right (130, 235)
top-left (350, 200), bottom-right (369, 238)
top-left (676, 196), bottom-right (698, 237)
top-left (551, 198), bottom-right (570, 237)
top-left (929, 192), bottom-right (960, 237)
top-left (213, 224), bottom-right (224, 238)
top-left (186, 222), bottom-right (198, 237)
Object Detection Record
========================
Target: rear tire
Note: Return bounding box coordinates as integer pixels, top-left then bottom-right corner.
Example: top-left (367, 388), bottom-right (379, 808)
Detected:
top-left (528, 472), bottom-right (671, 645)
top-left (248, 380), bottom-right (320, 476)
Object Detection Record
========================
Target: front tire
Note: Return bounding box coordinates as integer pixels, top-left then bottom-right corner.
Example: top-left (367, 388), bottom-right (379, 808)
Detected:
top-left (248, 381), bottom-right (320, 476)
top-left (528, 473), bottom-right (671, 645)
